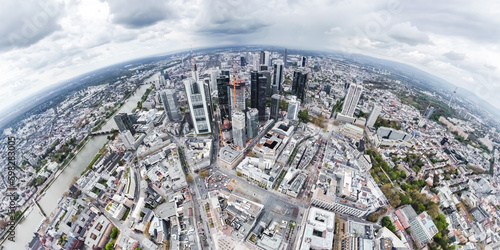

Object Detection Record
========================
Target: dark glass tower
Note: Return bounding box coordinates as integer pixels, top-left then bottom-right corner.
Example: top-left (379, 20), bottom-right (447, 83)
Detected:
top-left (217, 75), bottom-right (230, 120)
top-left (292, 71), bottom-right (308, 103)
top-left (251, 71), bottom-right (268, 121)
top-left (114, 113), bottom-right (135, 134)
top-left (271, 94), bottom-right (281, 121)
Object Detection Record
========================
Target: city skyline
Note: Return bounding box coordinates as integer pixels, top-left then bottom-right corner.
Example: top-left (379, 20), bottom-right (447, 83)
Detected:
top-left (1, 0), bottom-right (500, 119)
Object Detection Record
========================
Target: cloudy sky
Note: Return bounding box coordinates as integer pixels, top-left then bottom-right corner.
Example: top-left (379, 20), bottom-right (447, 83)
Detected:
top-left (2, 0), bottom-right (500, 115)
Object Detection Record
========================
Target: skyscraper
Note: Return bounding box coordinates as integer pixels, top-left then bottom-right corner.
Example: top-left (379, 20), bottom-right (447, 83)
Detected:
top-left (240, 56), bottom-right (246, 67)
top-left (341, 83), bottom-right (363, 117)
top-left (217, 75), bottom-right (230, 120)
top-left (114, 113), bottom-right (135, 134)
top-left (271, 94), bottom-right (281, 121)
top-left (210, 69), bottom-right (219, 92)
top-left (283, 48), bottom-right (288, 68)
top-left (160, 89), bottom-right (182, 122)
top-left (365, 105), bottom-right (381, 128)
top-left (424, 106), bottom-right (434, 120)
top-left (119, 130), bottom-right (135, 150)
top-left (323, 84), bottom-right (331, 95)
top-left (300, 56), bottom-right (307, 67)
top-left (260, 51), bottom-right (270, 66)
top-left (273, 61), bottom-right (284, 95)
top-left (262, 71), bottom-right (272, 97)
top-left (246, 108), bottom-right (259, 139)
top-left (287, 98), bottom-right (300, 121)
top-left (229, 79), bottom-right (246, 112)
top-left (251, 71), bottom-right (267, 121)
top-left (184, 78), bottom-right (211, 134)
top-left (292, 71), bottom-right (308, 103)
top-left (232, 110), bottom-right (246, 148)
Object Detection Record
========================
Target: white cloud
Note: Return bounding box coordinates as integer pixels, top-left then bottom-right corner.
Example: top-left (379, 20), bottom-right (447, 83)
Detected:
top-left (1, 0), bottom-right (500, 116)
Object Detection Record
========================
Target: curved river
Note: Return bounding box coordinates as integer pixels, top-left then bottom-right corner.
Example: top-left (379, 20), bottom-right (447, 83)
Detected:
top-left (3, 78), bottom-right (155, 249)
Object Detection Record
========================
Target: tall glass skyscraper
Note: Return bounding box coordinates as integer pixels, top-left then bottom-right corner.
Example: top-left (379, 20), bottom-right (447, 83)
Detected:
top-left (271, 94), bottom-right (281, 121)
top-left (246, 108), bottom-right (259, 139)
top-left (251, 71), bottom-right (268, 121)
top-left (273, 61), bottom-right (284, 95)
top-left (292, 71), bottom-right (308, 103)
top-left (160, 89), bottom-right (182, 122)
top-left (114, 113), bottom-right (135, 134)
top-left (184, 78), bottom-right (211, 134)
top-left (232, 110), bottom-right (246, 148)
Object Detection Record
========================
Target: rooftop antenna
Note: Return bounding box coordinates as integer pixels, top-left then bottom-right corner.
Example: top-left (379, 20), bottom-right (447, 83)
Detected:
top-left (190, 44), bottom-right (198, 82)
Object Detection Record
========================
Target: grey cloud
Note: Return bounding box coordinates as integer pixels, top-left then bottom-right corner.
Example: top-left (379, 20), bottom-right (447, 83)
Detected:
top-left (398, 1), bottom-right (500, 44)
top-left (194, 0), bottom-right (270, 36)
top-left (388, 22), bottom-right (430, 46)
top-left (443, 51), bottom-right (465, 61)
top-left (0, 0), bottom-right (63, 51)
top-left (106, 0), bottom-right (174, 29)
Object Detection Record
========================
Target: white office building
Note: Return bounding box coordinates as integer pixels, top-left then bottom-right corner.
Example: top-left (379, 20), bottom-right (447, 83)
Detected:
top-left (184, 78), bottom-right (211, 134)
top-left (341, 83), bottom-right (363, 117)
top-left (287, 98), bottom-right (300, 121)
top-left (365, 105), bottom-right (381, 128)
top-left (232, 110), bottom-right (246, 148)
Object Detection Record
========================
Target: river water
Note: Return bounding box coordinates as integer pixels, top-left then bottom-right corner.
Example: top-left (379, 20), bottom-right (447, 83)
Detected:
top-left (3, 77), bottom-right (156, 249)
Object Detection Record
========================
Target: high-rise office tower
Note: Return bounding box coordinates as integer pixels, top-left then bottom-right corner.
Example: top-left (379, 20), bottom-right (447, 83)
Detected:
top-left (217, 75), bottom-right (230, 120)
top-left (229, 79), bottom-right (246, 112)
top-left (271, 94), bottom-right (281, 121)
top-left (114, 113), bottom-right (135, 134)
top-left (300, 56), bottom-right (307, 67)
top-left (184, 78), bottom-right (211, 134)
top-left (211, 69), bottom-right (219, 91)
top-left (260, 51), bottom-right (270, 66)
top-left (340, 83), bottom-right (363, 117)
top-left (323, 84), bottom-right (331, 95)
top-left (158, 69), bottom-right (169, 89)
top-left (203, 78), bottom-right (214, 125)
top-left (232, 110), bottom-right (246, 148)
top-left (160, 89), bottom-right (182, 122)
top-left (284, 48), bottom-right (288, 68)
top-left (240, 56), bottom-right (246, 67)
top-left (273, 61), bottom-right (284, 94)
top-left (221, 70), bottom-right (230, 77)
top-left (287, 98), bottom-right (300, 121)
top-left (424, 106), bottom-right (434, 120)
top-left (119, 130), bottom-right (135, 150)
top-left (251, 71), bottom-right (267, 121)
top-left (262, 71), bottom-right (272, 97)
top-left (246, 108), bottom-right (259, 139)
top-left (292, 71), bottom-right (308, 103)
top-left (365, 105), bottom-right (381, 128)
